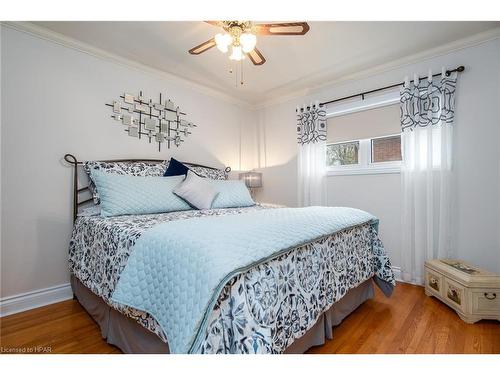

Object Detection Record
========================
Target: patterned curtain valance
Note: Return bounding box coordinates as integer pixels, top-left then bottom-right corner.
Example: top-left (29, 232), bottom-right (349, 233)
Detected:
top-left (400, 69), bottom-right (457, 132)
top-left (296, 102), bottom-right (326, 145)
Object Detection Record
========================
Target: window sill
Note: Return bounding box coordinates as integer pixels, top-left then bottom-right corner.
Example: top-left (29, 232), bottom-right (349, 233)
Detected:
top-left (327, 165), bottom-right (401, 176)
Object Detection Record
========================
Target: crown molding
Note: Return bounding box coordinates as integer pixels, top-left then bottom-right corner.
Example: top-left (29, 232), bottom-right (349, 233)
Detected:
top-left (254, 26), bottom-right (500, 110)
top-left (1, 21), bottom-right (253, 110)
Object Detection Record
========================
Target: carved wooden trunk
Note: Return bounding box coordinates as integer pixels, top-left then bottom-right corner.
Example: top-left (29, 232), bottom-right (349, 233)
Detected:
top-left (424, 259), bottom-right (500, 323)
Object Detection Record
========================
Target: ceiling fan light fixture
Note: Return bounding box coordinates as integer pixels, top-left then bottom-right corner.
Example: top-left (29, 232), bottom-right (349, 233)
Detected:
top-left (215, 33), bottom-right (232, 53)
top-left (229, 45), bottom-right (245, 61)
top-left (240, 32), bottom-right (257, 53)
top-left (190, 21), bottom-right (309, 69)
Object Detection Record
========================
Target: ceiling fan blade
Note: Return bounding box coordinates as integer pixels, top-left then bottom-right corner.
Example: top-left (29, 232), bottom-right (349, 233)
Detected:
top-left (253, 22), bottom-right (310, 36)
top-left (246, 48), bottom-right (266, 66)
top-left (204, 21), bottom-right (221, 27)
top-left (188, 38), bottom-right (216, 55)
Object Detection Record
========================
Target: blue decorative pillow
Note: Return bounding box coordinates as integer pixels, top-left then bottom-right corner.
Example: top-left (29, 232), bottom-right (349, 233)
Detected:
top-left (164, 158), bottom-right (229, 180)
top-left (90, 170), bottom-right (191, 217)
top-left (209, 179), bottom-right (255, 209)
top-left (84, 160), bottom-right (168, 204)
top-left (164, 158), bottom-right (189, 177)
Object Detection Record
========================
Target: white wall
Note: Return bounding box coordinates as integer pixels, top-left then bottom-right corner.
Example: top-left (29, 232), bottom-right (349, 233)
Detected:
top-left (255, 38), bottom-right (500, 273)
top-left (1, 26), bottom-right (499, 306)
top-left (0, 26), bottom-right (255, 299)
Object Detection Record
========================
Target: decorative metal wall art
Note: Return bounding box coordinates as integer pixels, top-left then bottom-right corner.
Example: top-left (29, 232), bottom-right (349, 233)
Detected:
top-left (106, 91), bottom-right (196, 151)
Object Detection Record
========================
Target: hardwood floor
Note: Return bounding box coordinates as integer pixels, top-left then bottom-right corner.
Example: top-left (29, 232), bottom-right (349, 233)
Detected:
top-left (1, 282), bottom-right (499, 354)
top-left (308, 283), bottom-right (500, 354)
top-left (0, 299), bottom-right (120, 354)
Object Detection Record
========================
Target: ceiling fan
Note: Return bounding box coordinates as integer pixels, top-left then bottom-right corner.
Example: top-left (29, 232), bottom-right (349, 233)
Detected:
top-left (188, 21), bottom-right (310, 66)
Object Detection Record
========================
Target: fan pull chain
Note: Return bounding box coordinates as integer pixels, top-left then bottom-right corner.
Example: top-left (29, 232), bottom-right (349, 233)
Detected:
top-left (235, 62), bottom-right (238, 88)
top-left (240, 60), bottom-right (244, 86)
top-left (228, 60), bottom-right (244, 87)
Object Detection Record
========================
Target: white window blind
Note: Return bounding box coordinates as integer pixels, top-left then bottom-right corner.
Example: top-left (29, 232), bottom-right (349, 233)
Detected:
top-left (327, 104), bottom-right (400, 143)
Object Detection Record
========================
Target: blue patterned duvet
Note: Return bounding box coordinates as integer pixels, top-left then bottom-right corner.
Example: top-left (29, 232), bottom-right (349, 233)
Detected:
top-left (69, 204), bottom-right (394, 354)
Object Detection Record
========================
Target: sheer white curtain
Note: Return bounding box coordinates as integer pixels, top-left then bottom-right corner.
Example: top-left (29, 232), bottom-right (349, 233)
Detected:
top-left (297, 102), bottom-right (327, 206)
top-left (400, 69), bottom-right (458, 284)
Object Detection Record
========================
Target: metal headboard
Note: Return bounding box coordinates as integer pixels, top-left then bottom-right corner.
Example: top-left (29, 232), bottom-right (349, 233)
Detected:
top-left (64, 153), bottom-right (231, 222)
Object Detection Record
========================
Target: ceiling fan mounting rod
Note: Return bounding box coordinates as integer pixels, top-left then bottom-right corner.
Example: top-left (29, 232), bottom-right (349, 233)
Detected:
top-left (223, 21), bottom-right (252, 33)
top-left (222, 21), bottom-right (253, 47)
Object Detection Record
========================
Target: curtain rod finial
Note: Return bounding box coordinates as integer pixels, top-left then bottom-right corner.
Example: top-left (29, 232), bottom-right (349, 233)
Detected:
top-left (446, 65), bottom-right (465, 76)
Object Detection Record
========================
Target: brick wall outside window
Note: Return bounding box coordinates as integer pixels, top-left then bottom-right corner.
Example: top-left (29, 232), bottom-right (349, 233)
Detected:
top-left (371, 136), bottom-right (402, 163)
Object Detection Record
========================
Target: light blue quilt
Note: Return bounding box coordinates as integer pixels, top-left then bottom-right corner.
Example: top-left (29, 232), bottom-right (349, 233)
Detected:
top-left (111, 206), bottom-right (379, 353)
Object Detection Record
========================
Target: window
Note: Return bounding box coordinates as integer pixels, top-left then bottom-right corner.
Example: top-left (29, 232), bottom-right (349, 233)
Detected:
top-left (327, 141), bottom-right (359, 166)
top-left (326, 101), bottom-right (402, 175)
top-left (371, 135), bottom-right (402, 163)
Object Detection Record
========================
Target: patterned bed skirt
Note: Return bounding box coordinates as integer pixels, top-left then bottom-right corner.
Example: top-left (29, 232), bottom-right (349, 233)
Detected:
top-left (71, 275), bottom-right (375, 354)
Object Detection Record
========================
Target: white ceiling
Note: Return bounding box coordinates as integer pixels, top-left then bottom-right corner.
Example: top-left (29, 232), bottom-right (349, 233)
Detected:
top-left (33, 21), bottom-right (499, 105)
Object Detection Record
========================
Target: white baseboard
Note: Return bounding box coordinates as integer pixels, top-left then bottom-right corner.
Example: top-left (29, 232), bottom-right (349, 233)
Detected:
top-left (0, 283), bottom-right (73, 317)
top-left (391, 266), bottom-right (402, 282)
top-left (391, 266), bottom-right (425, 286)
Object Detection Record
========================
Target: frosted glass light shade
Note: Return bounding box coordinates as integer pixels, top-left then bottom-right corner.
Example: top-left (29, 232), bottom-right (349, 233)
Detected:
top-left (215, 33), bottom-right (232, 53)
top-left (229, 45), bottom-right (244, 61)
top-left (240, 33), bottom-right (257, 53)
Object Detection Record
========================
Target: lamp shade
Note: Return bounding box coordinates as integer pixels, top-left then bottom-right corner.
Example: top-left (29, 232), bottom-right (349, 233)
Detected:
top-left (239, 171), bottom-right (262, 188)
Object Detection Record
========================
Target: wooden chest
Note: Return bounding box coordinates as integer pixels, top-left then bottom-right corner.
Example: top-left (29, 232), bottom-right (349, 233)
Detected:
top-left (424, 259), bottom-right (500, 323)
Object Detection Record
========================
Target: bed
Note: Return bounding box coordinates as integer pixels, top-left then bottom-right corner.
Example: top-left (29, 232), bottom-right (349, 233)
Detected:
top-left (65, 154), bottom-right (395, 354)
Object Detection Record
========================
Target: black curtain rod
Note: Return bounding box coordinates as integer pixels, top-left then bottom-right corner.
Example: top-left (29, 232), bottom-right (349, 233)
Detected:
top-left (315, 65), bottom-right (465, 108)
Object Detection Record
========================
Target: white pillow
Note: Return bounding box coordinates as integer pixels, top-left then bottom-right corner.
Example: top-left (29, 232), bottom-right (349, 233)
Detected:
top-left (173, 171), bottom-right (219, 210)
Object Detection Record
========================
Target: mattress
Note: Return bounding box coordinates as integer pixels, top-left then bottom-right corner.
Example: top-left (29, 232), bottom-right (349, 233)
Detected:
top-left (69, 204), bottom-right (395, 353)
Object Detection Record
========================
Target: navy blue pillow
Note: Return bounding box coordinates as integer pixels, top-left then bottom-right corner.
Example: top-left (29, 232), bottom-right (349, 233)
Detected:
top-left (164, 158), bottom-right (189, 177)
